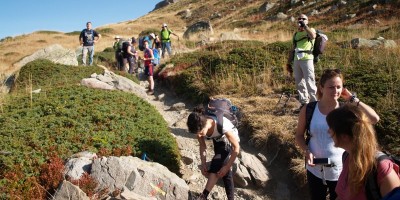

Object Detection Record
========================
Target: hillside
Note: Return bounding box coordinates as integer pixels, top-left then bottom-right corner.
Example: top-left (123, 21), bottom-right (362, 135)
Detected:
top-left (0, 0), bottom-right (399, 199)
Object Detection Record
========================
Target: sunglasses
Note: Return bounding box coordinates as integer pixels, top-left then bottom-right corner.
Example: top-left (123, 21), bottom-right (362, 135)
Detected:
top-left (298, 18), bottom-right (308, 20)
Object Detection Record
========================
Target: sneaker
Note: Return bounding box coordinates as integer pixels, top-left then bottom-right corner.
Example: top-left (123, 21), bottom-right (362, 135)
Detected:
top-left (147, 89), bottom-right (154, 95)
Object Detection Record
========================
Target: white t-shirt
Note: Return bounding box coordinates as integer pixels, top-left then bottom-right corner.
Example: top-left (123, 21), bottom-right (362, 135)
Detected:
top-left (206, 117), bottom-right (240, 142)
top-left (307, 102), bottom-right (345, 181)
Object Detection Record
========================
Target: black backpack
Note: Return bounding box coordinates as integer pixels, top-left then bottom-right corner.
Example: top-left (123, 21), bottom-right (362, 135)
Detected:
top-left (121, 41), bottom-right (130, 54)
top-left (342, 151), bottom-right (400, 200)
top-left (205, 98), bottom-right (240, 135)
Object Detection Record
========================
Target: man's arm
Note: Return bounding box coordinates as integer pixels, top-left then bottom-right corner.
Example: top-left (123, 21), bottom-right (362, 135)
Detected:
top-left (94, 32), bottom-right (101, 44)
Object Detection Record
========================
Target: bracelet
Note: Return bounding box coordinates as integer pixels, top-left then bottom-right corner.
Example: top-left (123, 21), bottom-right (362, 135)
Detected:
top-left (356, 100), bottom-right (360, 107)
top-left (350, 95), bottom-right (357, 103)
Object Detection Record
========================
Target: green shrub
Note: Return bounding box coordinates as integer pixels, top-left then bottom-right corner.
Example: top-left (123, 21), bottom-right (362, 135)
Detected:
top-left (1, 61), bottom-right (180, 198)
top-left (65, 31), bottom-right (81, 36)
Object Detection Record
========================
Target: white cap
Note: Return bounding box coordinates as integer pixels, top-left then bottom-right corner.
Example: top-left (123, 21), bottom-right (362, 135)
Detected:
top-left (114, 35), bottom-right (120, 39)
top-left (150, 33), bottom-right (155, 38)
top-left (162, 23), bottom-right (167, 27)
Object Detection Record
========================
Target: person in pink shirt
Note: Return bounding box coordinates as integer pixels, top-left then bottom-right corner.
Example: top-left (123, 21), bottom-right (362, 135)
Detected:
top-left (326, 104), bottom-right (400, 200)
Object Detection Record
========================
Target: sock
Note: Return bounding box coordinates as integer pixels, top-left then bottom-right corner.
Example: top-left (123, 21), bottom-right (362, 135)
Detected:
top-left (202, 189), bottom-right (210, 198)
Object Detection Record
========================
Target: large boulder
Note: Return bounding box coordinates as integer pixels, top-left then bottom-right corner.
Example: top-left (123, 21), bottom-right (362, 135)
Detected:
top-left (239, 151), bottom-right (270, 187)
top-left (53, 180), bottom-right (89, 200)
top-left (13, 44), bottom-right (78, 69)
top-left (90, 156), bottom-right (189, 199)
top-left (351, 37), bottom-right (397, 49)
top-left (183, 21), bottom-right (214, 40)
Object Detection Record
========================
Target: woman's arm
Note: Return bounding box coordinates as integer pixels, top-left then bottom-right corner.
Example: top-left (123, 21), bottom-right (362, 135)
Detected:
top-left (197, 135), bottom-right (209, 176)
top-left (217, 131), bottom-right (240, 178)
top-left (341, 88), bottom-right (380, 124)
top-left (295, 105), bottom-right (315, 166)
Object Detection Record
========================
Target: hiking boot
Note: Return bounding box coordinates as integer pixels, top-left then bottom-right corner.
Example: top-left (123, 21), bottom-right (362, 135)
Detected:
top-left (147, 89), bottom-right (154, 95)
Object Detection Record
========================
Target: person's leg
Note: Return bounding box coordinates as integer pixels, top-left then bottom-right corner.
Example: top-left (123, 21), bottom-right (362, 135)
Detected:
top-left (303, 60), bottom-right (318, 102)
top-left (166, 42), bottom-right (172, 57)
top-left (88, 46), bottom-right (95, 65)
top-left (222, 170), bottom-right (235, 200)
top-left (307, 170), bottom-right (328, 200)
top-left (82, 46), bottom-right (88, 65)
top-left (161, 43), bottom-right (166, 59)
top-left (158, 47), bottom-right (162, 59)
top-left (293, 60), bottom-right (308, 104)
top-left (326, 180), bottom-right (338, 200)
top-left (128, 57), bottom-right (134, 74)
top-left (122, 58), bottom-right (128, 71)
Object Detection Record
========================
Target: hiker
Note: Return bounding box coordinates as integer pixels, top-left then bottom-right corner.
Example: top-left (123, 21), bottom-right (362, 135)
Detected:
top-left (186, 105), bottom-right (240, 200)
top-left (295, 69), bottom-right (380, 200)
top-left (160, 23), bottom-right (179, 59)
top-left (79, 22), bottom-right (101, 66)
top-left (153, 34), bottom-right (162, 58)
top-left (143, 40), bottom-right (155, 95)
top-left (326, 104), bottom-right (400, 200)
top-left (113, 35), bottom-right (123, 70)
top-left (290, 14), bottom-right (317, 108)
top-left (122, 37), bottom-right (138, 74)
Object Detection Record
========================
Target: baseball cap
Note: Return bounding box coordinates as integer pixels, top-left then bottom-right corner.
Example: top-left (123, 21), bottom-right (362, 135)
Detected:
top-left (162, 23), bottom-right (167, 27)
top-left (150, 33), bottom-right (155, 38)
top-left (114, 35), bottom-right (120, 39)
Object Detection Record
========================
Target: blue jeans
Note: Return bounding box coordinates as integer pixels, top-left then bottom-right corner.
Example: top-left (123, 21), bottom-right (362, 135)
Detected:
top-left (161, 42), bottom-right (172, 58)
top-left (82, 46), bottom-right (95, 65)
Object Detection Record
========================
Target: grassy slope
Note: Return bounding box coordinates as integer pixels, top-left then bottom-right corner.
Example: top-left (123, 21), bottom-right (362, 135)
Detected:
top-left (0, 59), bottom-right (180, 198)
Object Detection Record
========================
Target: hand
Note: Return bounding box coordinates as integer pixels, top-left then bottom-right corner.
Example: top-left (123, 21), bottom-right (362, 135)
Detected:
top-left (341, 88), bottom-right (352, 101)
top-left (201, 165), bottom-right (209, 176)
top-left (217, 165), bottom-right (229, 178)
top-left (299, 20), bottom-right (306, 27)
top-left (305, 150), bottom-right (316, 167)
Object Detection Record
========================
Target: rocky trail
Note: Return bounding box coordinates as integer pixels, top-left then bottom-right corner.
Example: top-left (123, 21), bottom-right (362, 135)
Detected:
top-left (131, 70), bottom-right (273, 200)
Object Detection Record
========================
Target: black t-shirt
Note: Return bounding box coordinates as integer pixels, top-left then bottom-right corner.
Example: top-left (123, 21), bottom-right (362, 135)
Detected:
top-left (79, 29), bottom-right (99, 46)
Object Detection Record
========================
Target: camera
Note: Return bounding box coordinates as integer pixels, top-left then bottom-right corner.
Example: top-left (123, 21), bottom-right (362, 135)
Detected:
top-left (313, 158), bottom-right (331, 165)
top-left (298, 20), bottom-right (305, 27)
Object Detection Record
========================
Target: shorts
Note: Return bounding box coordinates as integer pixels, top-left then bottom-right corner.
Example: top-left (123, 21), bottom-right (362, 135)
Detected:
top-left (144, 64), bottom-right (153, 76)
top-left (208, 139), bottom-right (232, 173)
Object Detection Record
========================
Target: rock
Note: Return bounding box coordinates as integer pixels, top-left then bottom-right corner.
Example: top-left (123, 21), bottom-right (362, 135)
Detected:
top-left (120, 186), bottom-right (157, 200)
top-left (239, 151), bottom-right (270, 187)
top-left (233, 160), bottom-right (251, 187)
top-left (81, 78), bottom-right (115, 90)
top-left (276, 12), bottom-right (288, 20)
top-left (171, 102), bottom-right (186, 111)
top-left (351, 38), bottom-right (397, 49)
top-left (14, 44), bottom-right (78, 69)
top-left (220, 32), bottom-right (243, 41)
top-left (64, 157), bottom-right (93, 180)
top-left (89, 156), bottom-right (189, 199)
top-left (53, 180), bottom-right (89, 200)
top-left (259, 2), bottom-right (276, 13)
top-left (177, 9), bottom-right (192, 19)
top-left (183, 21), bottom-right (214, 39)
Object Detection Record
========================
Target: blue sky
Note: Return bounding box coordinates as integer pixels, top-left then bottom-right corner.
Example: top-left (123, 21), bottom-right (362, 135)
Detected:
top-left (0, 0), bottom-right (160, 39)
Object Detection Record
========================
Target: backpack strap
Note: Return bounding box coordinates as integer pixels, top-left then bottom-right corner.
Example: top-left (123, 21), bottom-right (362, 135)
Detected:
top-left (365, 152), bottom-right (391, 200)
top-left (293, 31), bottom-right (315, 54)
top-left (305, 101), bottom-right (318, 145)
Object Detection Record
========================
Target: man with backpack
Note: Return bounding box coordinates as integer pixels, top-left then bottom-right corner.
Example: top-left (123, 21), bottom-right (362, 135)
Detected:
top-left (160, 23), bottom-right (179, 59)
top-left (79, 22), bottom-right (101, 66)
top-left (113, 35), bottom-right (123, 70)
top-left (289, 14), bottom-right (317, 109)
top-left (187, 98), bottom-right (240, 200)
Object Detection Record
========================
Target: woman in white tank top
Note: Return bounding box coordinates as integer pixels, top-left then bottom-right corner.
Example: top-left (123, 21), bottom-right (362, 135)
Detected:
top-left (295, 69), bottom-right (379, 200)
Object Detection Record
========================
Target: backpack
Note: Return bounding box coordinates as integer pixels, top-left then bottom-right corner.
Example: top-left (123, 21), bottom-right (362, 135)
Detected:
top-left (292, 30), bottom-right (328, 63)
top-left (117, 38), bottom-right (129, 51)
top-left (121, 41), bottom-right (130, 54)
top-left (138, 36), bottom-right (145, 51)
top-left (205, 98), bottom-right (240, 136)
top-left (305, 101), bottom-right (344, 145)
top-left (342, 151), bottom-right (400, 200)
top-left (152, 48), bottom-right (160, 66)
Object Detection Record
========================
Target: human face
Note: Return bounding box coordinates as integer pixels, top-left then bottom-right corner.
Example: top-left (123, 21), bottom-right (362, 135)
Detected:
top-left (321, 76), bottom-right (343, 100)
top-left (86, 22), bottom-right (92, 29)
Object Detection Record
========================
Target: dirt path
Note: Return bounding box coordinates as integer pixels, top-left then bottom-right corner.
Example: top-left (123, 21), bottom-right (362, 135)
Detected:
top-left (131, 74), bottom-right (271, 200)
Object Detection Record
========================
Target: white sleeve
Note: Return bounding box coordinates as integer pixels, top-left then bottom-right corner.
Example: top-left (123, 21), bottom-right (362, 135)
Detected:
top-left (222, 117), bottom-right (234, 133)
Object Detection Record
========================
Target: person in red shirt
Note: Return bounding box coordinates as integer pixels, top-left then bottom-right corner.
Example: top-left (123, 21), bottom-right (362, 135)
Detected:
top-left (143, 40), bottom-right (154, 95)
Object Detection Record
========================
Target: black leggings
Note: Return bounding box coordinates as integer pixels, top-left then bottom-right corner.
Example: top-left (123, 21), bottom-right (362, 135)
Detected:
top-left (307, 170), bottom-right (338, 200)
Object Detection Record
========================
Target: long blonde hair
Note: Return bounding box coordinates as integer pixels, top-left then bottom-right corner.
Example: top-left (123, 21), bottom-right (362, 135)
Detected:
top-left (326, 104), bottom-right (378, 195)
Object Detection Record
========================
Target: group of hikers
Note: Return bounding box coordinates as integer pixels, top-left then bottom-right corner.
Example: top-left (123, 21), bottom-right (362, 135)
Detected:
top-left (79, 22), bottom-right (179, 95)
top-left (186, 14), bottom-right (400, 200)
top-left (79, 15), bottom-right (400, 200)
